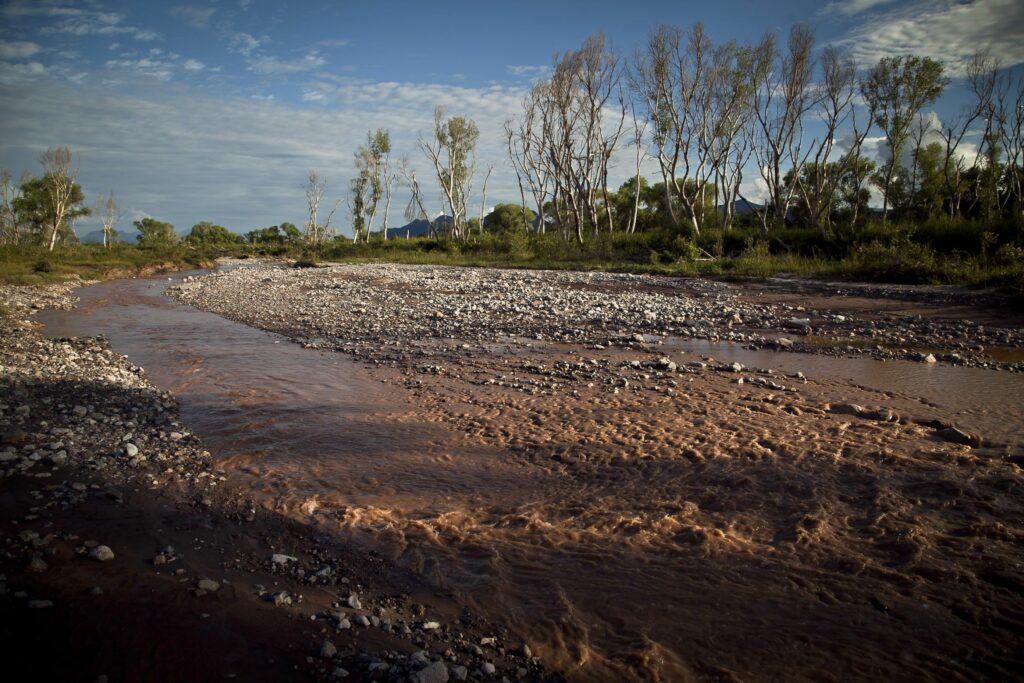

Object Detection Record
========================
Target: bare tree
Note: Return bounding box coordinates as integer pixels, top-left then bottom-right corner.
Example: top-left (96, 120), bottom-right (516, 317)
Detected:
top-left (506, 84), bottom-right (553, 234)
top-left (707, 40), bottom-right (758, 231)
top-left (419, 106), bottom-right (479, 239)
top-left (97, 191), bottom-right (119, 248)
top-left (627, 104), bottom-right (649, 233)
top-left (745, 24), bottom-right (818, 236)
top-left (40, 147), bottom-right (81, 251)
top-left (304, 170), bottom-right (338, 244)
top-left (793, 45), bottom-right (871, 234)
top-left (399, 157), bottom-right (432, 237)
top-left (0, 169), bottom-right (20, 245)
top-left (633, 24), bottom-right (753, 237)
top-left (935, 53), bottom-right (998, 217)
top-left (478, 163), bottom-right (493, 234)
top-left (994, 69), bottom-right (1024, 216)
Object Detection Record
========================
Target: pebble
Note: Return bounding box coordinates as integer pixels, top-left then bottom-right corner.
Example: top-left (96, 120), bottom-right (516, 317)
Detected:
top-left (320, 640), bottom-right (337, 658)
top-left (89, 545), bottom-right (115, 562)
top-left (196, 578), bottom-right (220, 592)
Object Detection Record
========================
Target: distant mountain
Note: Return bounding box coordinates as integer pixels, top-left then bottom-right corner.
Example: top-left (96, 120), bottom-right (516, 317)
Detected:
top-left (724, 198), bottom-right (763, 217)
top-left (384, 218), bottom-right (431, 239)
top-left (383, 215), bottom-right (453, 239)
top-left (80, 228), bottom-right (139, 244)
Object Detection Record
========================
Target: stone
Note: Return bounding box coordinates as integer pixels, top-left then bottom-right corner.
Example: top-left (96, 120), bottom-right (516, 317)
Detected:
top-left (28, 599), bottom-right (54, 609)
top-left (26, 557), bottom-right (48, 573)
top-left (421, 620), bottom-right (441, 630)
top-left (346, 593), bottom-right (361, 610)
top-left (936, 426), bottom-right (978, 447)
top-left (196, 578), bottom-right (220, 592)
top-left (320, 640), bottom-right (337, 658)
top-left (482, 662), bottom-right (496, 675)
top-left (271, 553), bottom-right (297, 564)
top-left (90, 545), bottom-right (115, 562)
top-left (828, 403), bottom-right (864, 416)
top-left (450, 665), bottom-right (469, 682)
top-left (271, 591), bottom-right (292, 606)
top-left (410, 661), bottom-right (449, 683)
top-left (922, 353), bottom-right (937, 363)
top-left (124, 443), bottom-right (139, 458)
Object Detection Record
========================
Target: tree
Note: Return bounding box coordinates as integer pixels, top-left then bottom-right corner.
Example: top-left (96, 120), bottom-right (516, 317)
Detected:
top-left (483, 203), bottom-right (536, 234)
top-left (419, 106), bottom-right (479, 239)
top-left (134, 217), bottom-right (178, 246)
top-left (185, 221), bottom-right (243, 249)
top-left (794, 45), bottom-right (872, 234)
top-left (304, 170), bottom-right (339, 244)
top-left (746, 24), bottom-right (818, 236)
top-left (246, 222), bottom-right (300, 246)
top-left (96, 191), bottom-right (118, 248)
top-left (38, 147), bottom-right (86, 251)
top-left (12, 174), bottom-right (88, 247)
top-left (0, 169), bottom-right (22, 244)
top-left (351, 129), bottom-right (395, 242)
top-left (861, 55), bottom-right (948, 221)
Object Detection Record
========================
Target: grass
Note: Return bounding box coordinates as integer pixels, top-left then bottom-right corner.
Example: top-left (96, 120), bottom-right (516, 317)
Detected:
top-left (3, 218), bottom-right (1022, 298)
top-left (0, 243), bottom-right (212, 285)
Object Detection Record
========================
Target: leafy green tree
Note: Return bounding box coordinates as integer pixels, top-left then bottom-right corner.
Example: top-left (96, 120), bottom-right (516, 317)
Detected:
top-left (861, 56), bottom-right (948, 221)
top-left (909, 142), bottom-right (949, 220)
top-left (483, 203), bottom-right (536, 234)
top-left (247, 222), bottom-right (301, 246)
top-left (12, 174), bottom-right (88, 246)
top-left (185, 221), bottom-right (243, 249)
top-left (134, 217), bottom-right (178, 246)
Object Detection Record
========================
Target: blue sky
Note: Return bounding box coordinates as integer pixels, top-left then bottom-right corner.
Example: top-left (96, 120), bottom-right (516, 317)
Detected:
top-left (1, 0), bottom-right (1022, 237)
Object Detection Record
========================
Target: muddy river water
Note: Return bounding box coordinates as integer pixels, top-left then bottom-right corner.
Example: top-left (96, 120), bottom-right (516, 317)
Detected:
top-left (39, 272), bottom-right (1024, 682)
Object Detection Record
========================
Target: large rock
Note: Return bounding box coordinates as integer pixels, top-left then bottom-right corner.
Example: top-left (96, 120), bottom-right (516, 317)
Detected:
top-left (410, 661), bottom-right (449, 683)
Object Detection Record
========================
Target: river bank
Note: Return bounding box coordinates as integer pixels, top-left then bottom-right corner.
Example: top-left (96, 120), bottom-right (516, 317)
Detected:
top-left (0, 280), bottom-right (549, 682)
top-left (168, 261), bottom-right (1024, 682)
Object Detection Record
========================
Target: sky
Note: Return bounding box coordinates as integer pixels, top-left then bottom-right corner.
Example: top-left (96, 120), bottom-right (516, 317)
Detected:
top-left (1, 0), bottom-right (1023, 238)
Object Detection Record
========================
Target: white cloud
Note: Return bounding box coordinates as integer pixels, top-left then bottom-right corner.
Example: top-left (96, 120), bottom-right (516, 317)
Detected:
top-left (43, 8), bottom-right (158, 42)
top-left (249, 51), bottom-right (326, 75)
top-left (0, 61), bottom-right (48, 85)
top-left (229, 32), bottom-right (261, 57)
top-left (183, 59), bottom-right (205, 71)
top-left (104, 57), bottom-right (175, 82)
top-left (0, 40), bottom-right (41, 60)
top-left (506, 65), bottom-right (549, 79)
top-left (0, 71), bottom-right (542, 234)
top-left (170, 5), bottom-right (216, 29)
top-left (822, 0), bottom-right (898, 15)
top-left (836, 0), bottom-right (1024, 75)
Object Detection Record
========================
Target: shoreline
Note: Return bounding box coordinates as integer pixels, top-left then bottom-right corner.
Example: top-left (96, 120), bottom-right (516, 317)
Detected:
top-left (0, 279), bottom-right (550, 682)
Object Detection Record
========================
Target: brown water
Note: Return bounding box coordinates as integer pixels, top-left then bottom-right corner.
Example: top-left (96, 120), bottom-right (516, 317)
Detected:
top-left (39, 273), bottom-right (1024, 682)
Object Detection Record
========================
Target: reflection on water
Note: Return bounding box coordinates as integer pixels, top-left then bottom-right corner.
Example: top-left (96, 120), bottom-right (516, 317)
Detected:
top-left (38, 273), bottom-right (1024, 682)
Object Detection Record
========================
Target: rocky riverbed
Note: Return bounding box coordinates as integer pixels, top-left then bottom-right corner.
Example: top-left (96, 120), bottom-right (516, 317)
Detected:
top-left (0, 280), bottom-right (551, 683)
top-left (163, 261), bottom-right (1024, 682)
top-left (173, 261), bottom-right (1024, 372)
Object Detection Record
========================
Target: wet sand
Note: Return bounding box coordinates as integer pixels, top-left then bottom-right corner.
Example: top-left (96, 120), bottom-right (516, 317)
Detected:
top-left (162, 262), bottom-right (1024, 682)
